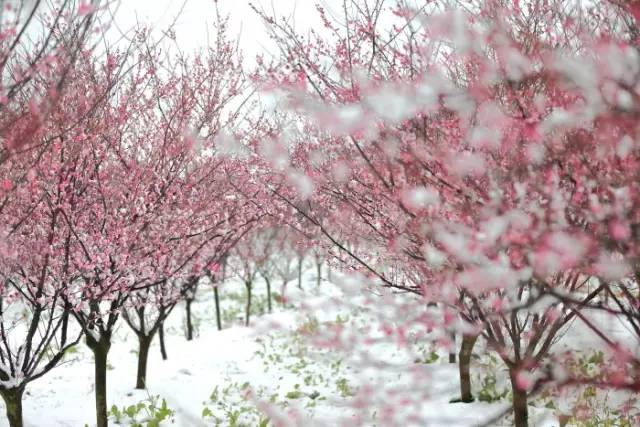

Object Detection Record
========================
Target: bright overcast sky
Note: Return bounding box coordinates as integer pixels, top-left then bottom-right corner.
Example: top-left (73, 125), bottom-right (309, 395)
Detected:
top-left (107, 0), bottom-right (341, 61)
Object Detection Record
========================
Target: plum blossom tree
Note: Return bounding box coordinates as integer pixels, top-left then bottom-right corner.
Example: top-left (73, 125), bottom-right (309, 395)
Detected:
top-left (58, 19), bottom-right (261, 426)
top-left (249, 0), bottom-right (640, 425)
top-left (2, 0), bottom-right (640, 426)
top-left (267, 227), bottom-right (307, 305)
top-left (231, 227), bottom-right (284, 326)
top-left (0, 2), bottom-right (130, 426)
top-left (119, 20), bottom-right (260, 383)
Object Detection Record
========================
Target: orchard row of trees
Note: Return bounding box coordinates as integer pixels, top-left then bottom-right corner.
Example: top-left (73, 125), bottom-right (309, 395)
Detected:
top-left (0, 1), bottom-right (640, 427)
top-left (0, 2), bottom-right (264, 426)
top-left (248, 0), bottom-right (640, 426)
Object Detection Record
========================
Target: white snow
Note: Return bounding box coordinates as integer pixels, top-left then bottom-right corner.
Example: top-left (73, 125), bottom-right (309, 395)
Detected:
top-left (0, 271), bottom-right (629, 426)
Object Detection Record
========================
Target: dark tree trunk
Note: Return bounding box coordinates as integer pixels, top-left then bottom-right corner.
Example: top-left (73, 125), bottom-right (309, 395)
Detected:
top-left (86, 333), bottom-right (111, 427)
top-left (316, 262), bottom-right (322, 287)
top-left (297, 257), bottom-right (303, 289)
top-left (158, 320), bottom-right (168, 360)
top-left (280, 280), bottom-right (288, 306)
top-left (245, 281), bottom-right (252, 326)
top-left (213, 285), bottom-right (222, 331)
top-left (510, 370), bottom-right (529, 427)
top-left (136, 335), bottom-right (153, 389)
top-left (449, 332), bottom-right (456, 363)
top-left (458, 334), bottom-right (478, 402)
top-left (264, 275), bottom-right (272, 313)
top-left (185, 298), bottom-right (194, 341)
top-left (0, 387), bottom-right (24, 427)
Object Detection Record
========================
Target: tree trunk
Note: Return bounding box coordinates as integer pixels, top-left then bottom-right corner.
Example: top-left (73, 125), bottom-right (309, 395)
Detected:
top-left (213, 285), bottom-right (222, 331)
top-left (458, 334), bottom-right (478, 402)
top-left (281, 280), bottom-right (288, 306)
top-left (316, 262), bottom-right (322, 287)
top-left (449, 332), bottom-right (456, 363)
top-left (265, 276), bottom-right (272, 313)
top-left (86, 334), bottom-right (111, 427)
top-left (510, 370), bottom-right (529, 427)
top-left (245, 281), bottom-right (252, 326)
top-left (158, 320), bottom-right (168, 360)
top-left (185, 298), bottom-right (194, 341)
top-left (136, 335), bottom-right (152, 389)
top-left (297, 257), bottom-right (303, 289)
top-left (0, 387), bottom-right (24, 427)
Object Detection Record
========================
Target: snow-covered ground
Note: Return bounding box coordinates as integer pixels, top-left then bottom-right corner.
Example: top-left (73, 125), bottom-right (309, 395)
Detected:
top-left (0, 271), bottom-right (629, 426)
